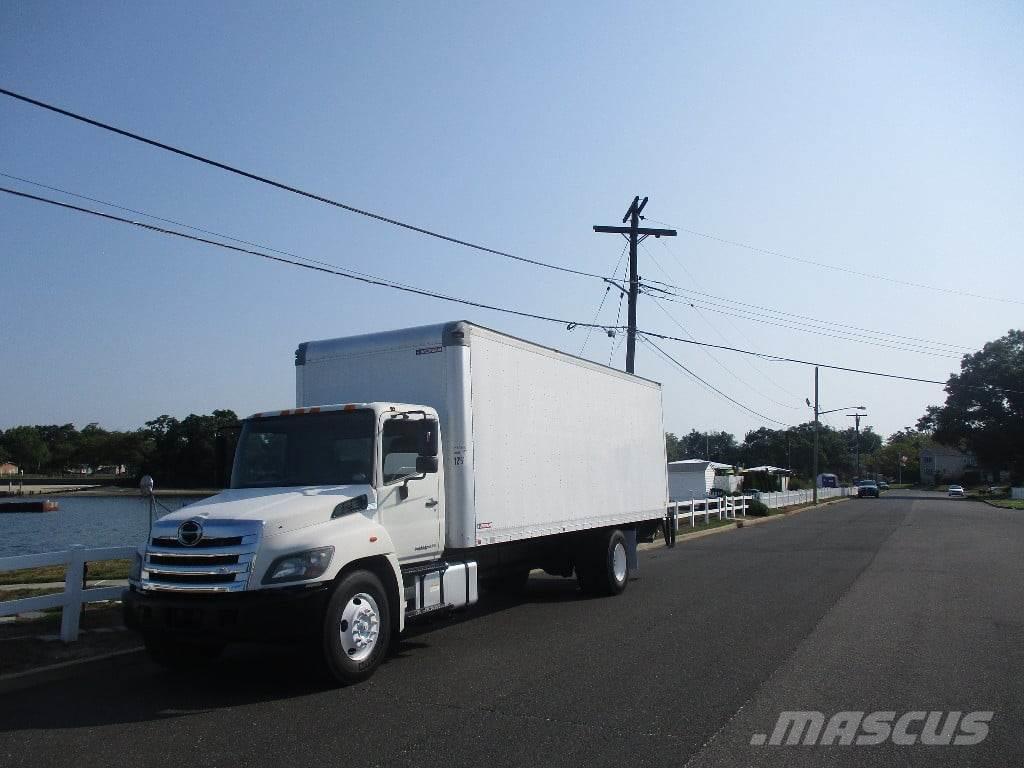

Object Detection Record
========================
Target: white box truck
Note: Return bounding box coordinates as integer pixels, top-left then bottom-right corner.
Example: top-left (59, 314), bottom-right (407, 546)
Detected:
top-left (124, 321), bottom-right (668, 683)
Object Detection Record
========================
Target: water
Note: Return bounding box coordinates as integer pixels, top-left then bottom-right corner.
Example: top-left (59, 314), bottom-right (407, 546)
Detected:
top-left (0, 495), bottom-right (207, 557)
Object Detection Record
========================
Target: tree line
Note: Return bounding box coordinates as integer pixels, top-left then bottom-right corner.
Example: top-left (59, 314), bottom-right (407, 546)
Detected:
top-left (2, 330), bottom-right (1020, 489)
top-left (0, 411), bottom-right (239, 488)
top-left (669, 329), bottom-right (1024, 486)
top-left (665, 423), bottom-right (925, 484)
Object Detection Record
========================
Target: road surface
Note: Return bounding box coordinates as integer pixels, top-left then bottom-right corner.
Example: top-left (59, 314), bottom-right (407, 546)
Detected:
top-left (2, 491), bottom-right (1022, 767)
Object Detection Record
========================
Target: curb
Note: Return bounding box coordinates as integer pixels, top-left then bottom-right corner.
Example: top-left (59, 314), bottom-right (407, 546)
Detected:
top-left (642, 496), bottom-right (852, 550)
top-left (981, 499), bottom-right (1023, 510)
top-left (0, 647), bottom-right (143, 694)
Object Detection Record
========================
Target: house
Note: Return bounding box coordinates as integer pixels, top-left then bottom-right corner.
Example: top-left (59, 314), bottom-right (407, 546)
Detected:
top-left (0, 462), bottom-right (19, 476)
top-left (667, 459), bottom-right (737, 500)
top-left (919, 446), bottom-right (977, 485)
top-left (744, 465), bottom-right (793, 491)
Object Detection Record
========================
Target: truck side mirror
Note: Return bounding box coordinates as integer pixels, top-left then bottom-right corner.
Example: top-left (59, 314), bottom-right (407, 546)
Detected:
top-left (416, 456), bottom-right (438, 474)
top-left (419, 419), bottom-right (439, 457)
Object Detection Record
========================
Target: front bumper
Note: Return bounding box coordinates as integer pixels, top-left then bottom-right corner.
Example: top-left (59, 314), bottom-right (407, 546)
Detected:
top-left (122, 583), bottom-right (330, 642)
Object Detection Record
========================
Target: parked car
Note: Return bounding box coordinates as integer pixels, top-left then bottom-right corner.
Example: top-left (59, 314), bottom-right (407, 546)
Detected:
top-left (878, 481), bottom-right (890, 491)
top-left (948, 485), bottom-right (966, 498)
top-left (857, 481), bottom-right (880, 498)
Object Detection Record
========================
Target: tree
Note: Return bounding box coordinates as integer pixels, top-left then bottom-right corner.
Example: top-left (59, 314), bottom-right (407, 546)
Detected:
top-left (919, 330), bottom-right (1024, 482)
top-left (1, 426), bottom-right (50, 472)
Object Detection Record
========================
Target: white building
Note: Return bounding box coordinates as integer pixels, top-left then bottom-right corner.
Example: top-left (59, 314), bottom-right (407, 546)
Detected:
top-left (744, 465), bottom-right (793, 492)
top-left (667, 459), bottom-right (737, 500)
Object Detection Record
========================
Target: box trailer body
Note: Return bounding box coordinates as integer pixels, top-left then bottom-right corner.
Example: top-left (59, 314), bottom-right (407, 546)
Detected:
top-left (124, 321), bottom-right (669, 684)
top-left (296, 321), bottom-right (668, 552)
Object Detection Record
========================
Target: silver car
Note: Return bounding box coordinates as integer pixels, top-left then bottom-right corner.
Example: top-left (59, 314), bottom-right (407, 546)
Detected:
top-left (947, 485), bottom-right (965, 498)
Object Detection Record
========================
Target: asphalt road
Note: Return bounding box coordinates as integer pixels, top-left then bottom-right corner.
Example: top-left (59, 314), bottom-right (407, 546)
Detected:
top-left (2, 491), bottom-right (1023, 767)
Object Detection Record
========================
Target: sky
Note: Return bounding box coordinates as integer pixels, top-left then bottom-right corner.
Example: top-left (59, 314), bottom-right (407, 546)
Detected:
top-left (1, 1), bottom-right (1021, 444)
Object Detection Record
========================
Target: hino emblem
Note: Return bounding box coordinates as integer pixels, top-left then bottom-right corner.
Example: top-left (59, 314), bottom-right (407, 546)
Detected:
top-left (177, 519), bottom-right (204, 547)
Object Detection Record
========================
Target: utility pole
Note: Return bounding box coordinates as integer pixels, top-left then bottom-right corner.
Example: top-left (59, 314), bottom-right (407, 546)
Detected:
top-left (807, 369), bottom-right (866, 505)
top-left (812, 367), bottom-right (819, 505)
top-left (594, 197), bottom-right (676, 374)
top-left (846, 412), bottom-right (868, 481)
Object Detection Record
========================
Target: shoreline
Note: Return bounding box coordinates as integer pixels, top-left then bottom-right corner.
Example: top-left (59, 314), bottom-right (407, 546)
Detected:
top-left (2, 485), bottom-right (216, 499)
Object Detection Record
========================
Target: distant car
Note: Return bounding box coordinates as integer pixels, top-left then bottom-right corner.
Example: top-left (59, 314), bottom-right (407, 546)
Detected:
top-left (948, 485), bottom-right (966, 497)
top-left (878, 481), bottom-right (890, 491)
top-left (857, 481), bottom-right (880, 498)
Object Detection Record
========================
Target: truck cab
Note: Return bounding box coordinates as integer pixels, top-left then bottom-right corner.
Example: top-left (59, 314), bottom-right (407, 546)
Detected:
top-left (124, 402), bottom-right (476, 683)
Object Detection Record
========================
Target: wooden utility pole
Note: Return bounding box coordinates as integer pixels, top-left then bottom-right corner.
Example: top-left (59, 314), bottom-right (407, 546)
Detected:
top-left (846, 412), bottom-right (868, 481)
top-left (812, 367), bottom-right (820, 505)
top-left (594, 197), bottom-right (676, 373)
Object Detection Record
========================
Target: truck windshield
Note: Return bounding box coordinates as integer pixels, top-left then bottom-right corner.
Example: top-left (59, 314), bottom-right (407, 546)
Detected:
top-left (231, 410), bottom-right (375, 488)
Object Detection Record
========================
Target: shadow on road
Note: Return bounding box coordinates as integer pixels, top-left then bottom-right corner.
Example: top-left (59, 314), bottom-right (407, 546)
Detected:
top-left (0, 575), bottom-right (587, 733)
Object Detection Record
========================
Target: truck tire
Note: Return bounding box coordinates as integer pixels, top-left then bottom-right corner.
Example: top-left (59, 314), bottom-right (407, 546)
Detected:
top-left (322, 569), bottom-right (392, 685)
top-left (577, 529), bottom-right (629, 596)
top-left (144, 634), bottom-right (224, 669)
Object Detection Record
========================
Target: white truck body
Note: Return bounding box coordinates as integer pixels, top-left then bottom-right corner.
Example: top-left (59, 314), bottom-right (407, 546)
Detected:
top-left (296, 321), bottom-right (669, 550)
top-left (126, 321), bottom-right (670, 683)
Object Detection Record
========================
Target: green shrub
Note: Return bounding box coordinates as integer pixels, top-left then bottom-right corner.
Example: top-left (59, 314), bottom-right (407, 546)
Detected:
top-left (747, 498), bottom-right (769, 516)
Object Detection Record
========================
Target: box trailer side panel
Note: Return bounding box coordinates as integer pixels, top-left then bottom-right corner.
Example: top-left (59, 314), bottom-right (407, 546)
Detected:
top-left (466, 325), bottom-right (667, 546)
top-left (295, 323), bottom-right (477, 547)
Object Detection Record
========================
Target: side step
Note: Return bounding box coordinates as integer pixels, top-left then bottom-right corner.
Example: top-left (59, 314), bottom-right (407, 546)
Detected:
top-left (401, 560), bottom-right (478, 617)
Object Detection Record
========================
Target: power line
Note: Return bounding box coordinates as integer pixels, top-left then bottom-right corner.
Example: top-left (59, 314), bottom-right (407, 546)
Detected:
top-left (642, 337), bottom-right (791, 427)
top-left (648, 238), bottom-right (803, 400)
top-left (647, 294), bottom-right (799, 410)
top-left (0, 87), bottom-right (634, 290)
top-left (642, 245), bottom-right (799, 408)
top-left (647, 216), bottom-right (1024, 307)
top-left (6, 183), bottom-right (1019, 396)
top-left (580, 242), bottom-right (627, 355)
top-left (0, 185), bottom-right (616, 331)
top-left (652, 292), bottom-right (962, 358)
top-left (649, 237), bottom-right (969, 352)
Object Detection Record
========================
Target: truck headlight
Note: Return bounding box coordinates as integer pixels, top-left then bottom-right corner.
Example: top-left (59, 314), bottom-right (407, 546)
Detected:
top-left (262, 546), bottom-right (335, 584)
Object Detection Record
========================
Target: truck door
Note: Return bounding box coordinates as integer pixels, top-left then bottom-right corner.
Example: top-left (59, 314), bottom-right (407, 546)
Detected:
top-left (378, 414), bottom-right (442, 563)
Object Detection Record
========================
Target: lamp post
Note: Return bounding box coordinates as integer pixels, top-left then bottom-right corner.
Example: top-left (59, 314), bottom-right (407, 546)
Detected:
top-left (807, 366), bottom-right (866, 505)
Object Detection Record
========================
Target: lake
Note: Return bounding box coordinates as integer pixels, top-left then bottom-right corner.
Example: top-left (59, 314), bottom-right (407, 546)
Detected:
top-left (0, 495), bottom-right (208, 557)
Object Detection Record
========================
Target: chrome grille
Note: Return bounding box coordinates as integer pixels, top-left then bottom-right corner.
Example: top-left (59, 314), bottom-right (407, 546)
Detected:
top-left (140, 519), bottom-right (262, 593)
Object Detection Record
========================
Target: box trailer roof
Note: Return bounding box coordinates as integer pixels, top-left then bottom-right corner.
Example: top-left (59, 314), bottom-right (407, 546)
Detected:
top-left (297, 320), bottom-right (662, 389)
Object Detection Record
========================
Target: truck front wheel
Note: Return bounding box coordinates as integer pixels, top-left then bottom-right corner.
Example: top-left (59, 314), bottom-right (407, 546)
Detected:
top-left (322, 570), bottom-right (392, 685)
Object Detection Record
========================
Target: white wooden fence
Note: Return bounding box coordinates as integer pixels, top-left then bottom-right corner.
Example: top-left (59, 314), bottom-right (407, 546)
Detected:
top-left (2, 489), bottom-right (857, 643)
top-left (0, 544), bottom-right (135, 642)
top-left (754, 486), bottom-right (856, 509)
top-left (1012, 487), bottom-right (1024, 501)
top-left (667, 494), bottom-right (752, 529)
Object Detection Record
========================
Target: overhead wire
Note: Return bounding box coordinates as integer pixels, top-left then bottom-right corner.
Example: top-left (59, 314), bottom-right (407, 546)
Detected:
top-left (641, 243), bottom-right (799, 409)
top-left (580, 242), bottom-right (627, 355)
top-left (5, 183), bottom-right (1021, 396)
top-left (642, 337), bottom-right (791, 427)
top-left (646, 216), bottom-right (1024, 307)
top-left (652, 292), bottom-right (962, 358)
top-left (0, 87), bottom-right (637, 291)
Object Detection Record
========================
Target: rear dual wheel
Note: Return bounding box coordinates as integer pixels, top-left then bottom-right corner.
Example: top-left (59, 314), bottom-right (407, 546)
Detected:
top-left (576, 529), bottom-right (629, 596)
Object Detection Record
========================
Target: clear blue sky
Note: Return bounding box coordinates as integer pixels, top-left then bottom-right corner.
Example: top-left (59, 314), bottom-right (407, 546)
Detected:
top-left (2, 1), bottom-right (1021, 443)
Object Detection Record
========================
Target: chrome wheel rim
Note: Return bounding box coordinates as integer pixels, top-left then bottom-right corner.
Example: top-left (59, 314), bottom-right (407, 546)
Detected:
top-left (339, 592), bottom-right (380, 662)
top-left (612, 541), bottom-right (627, 584)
